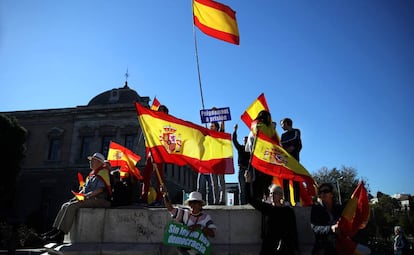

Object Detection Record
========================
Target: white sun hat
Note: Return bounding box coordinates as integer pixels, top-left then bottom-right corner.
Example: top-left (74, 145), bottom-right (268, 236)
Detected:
top-left (184, 191), bottom-right (205, 206)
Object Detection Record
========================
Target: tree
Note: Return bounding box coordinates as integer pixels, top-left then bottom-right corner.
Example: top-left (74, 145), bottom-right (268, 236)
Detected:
top-left (0, 114), bottom-right (27, 220)
top-left (312, 166), bottom-right (368, 204)
top-left (370, 195), bottom-right (401, 239)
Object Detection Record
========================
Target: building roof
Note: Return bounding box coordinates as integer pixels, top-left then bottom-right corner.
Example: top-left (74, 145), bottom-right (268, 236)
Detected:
top-left (88, 82), bottom-right (141, 106)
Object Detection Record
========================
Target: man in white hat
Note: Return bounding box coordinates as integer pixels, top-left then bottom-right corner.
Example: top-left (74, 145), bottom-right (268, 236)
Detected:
top-left (164, 191), bottom-right (217, 254)
top-left (41, 152), bottom-right (112, 244)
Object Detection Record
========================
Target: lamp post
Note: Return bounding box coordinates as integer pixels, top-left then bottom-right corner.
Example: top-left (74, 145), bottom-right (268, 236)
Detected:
top-left (336, 176), bottom-right (344, 205)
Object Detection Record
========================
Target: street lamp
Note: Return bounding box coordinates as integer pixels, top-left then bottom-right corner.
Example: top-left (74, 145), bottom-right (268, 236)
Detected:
top-left (336, 176), bottom-right (344, 205)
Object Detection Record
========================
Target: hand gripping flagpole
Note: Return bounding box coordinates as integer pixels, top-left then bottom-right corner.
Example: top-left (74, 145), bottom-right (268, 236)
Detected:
top-left (149, 153), bottom-right (168, 200)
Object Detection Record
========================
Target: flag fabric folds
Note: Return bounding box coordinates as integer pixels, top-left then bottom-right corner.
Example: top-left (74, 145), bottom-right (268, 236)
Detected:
top-left (151, 97), bottom-right (161, 111)
top-left (107, 141), bottom-right (143, 180)
top-left (72, 191), bottom-right (85, 201)
top-left (252, 132), bottom-right (317, 204)
top-left (241, 93), bottom-right (270, 129)
top-left (135, 102), bottom-right (234, 174)
top-left (193, 0), bottom-right (240, 45)
top-left (77, 172), bottom-right (85, 189)
top-left (336, 181), bottom-right (370, 255)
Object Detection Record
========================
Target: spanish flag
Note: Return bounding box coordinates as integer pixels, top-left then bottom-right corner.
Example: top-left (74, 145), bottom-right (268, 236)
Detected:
top-left (252, 132), bottom-right (316, 202)
top-left (336, 182), bottom-right (370, 255)
top-left (241, 93), bottom-right (269, 130)
top-left (77, 172), bottom-right (85, 189)
top-left (193, 0), bottom-right (240, 45)
top-left (72, 191), bottom-right (85, 201)
top-left (107, 141), bottom-right (143, 180)
top-left (135, 102), bottom-right (234, 174)
top-left (151, 97), bottom-right (161, 111)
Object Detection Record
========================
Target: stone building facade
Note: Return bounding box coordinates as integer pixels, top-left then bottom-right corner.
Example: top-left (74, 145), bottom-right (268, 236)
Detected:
top-left (2, 82), bottom-right (198, 232)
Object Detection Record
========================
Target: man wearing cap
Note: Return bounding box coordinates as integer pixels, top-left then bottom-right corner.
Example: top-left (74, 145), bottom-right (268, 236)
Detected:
top-left (41, 152), bottom-right (112, 243)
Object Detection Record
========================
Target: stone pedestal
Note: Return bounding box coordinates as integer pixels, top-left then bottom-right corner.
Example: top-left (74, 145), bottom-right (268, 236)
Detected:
top-left (44, 205), bottom-right (314, 255)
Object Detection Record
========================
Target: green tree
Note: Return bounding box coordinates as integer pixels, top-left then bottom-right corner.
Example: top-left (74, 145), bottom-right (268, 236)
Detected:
top-left (312, 166), bottom-right (368, 204)
top-left (371, 195), bottom-right (401, 239)
top-left (0, 114), bottom-right (27, 220)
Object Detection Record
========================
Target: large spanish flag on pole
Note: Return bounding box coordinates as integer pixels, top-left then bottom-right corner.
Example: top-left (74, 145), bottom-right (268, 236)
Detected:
top-left (107, 141), bottom-right (143, 180)
top-left (336, 181), bottom-right (370, 255)
top-left (251, 132), bottom-right (317, 204)
top-left (193, 0), bottom-right (240, 45)
top-left (135, 103), bottom-right (234, 174)
top-left (241, 93), bottom-right (269, 129)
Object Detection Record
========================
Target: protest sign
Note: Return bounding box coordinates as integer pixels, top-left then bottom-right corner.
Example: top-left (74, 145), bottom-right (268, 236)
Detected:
top-left (163, 221), bottom-right (211, 255)
top-left (200, 107), bottom-right (231, 124)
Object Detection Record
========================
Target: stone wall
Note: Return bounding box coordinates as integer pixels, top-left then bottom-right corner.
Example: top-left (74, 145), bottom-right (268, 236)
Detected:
top-left (45, 205), bottom-right (315, 255)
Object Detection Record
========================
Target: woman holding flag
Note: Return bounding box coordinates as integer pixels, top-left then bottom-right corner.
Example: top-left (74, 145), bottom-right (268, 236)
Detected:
top-left (245, 110), bottom-right (279, 201)
top-left (310, 183), bottom-right (342, 255)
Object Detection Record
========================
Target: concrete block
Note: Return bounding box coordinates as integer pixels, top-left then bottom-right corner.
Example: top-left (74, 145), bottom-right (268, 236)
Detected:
top-left (61, 205), bottom-right (315, 254)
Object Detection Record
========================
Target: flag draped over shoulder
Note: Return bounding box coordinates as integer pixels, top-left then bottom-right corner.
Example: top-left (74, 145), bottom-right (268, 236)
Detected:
top-left (135, 103), bottom-right (234, 174)
top-left (336, 182), bottom-right (370, 255)
top-left (252, 132), bottom-right (317, 204)
top-left (193, 0), bottom-right (240, 45)
top-left (107, 141), bottom-right (143, 180)
top-left (241, 93), bottom-right (269, 129)
top-left (151, 97), bottom-right (161, 111)
top-left (92, 167), bottom-right (112, 196)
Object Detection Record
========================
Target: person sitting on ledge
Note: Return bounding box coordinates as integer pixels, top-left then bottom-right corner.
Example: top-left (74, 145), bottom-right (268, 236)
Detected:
top-left (41, 152), bottom-right (112, 243)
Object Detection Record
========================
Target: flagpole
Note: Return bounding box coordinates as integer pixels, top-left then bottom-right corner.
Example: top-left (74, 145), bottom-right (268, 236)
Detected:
top-left (192, 1), bottom-right (206, 111)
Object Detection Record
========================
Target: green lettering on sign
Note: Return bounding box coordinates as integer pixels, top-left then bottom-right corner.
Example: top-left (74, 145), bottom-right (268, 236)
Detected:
top-left (163, 221), bottom-right (211, 255)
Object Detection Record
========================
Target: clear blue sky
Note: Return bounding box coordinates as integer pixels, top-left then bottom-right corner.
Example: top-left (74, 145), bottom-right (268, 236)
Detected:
top-left (1, 0), bottom-right (413, 196)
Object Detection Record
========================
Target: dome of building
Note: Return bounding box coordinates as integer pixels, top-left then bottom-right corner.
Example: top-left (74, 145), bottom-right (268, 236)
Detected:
top-left (88, 81), bottom-right (141, 106)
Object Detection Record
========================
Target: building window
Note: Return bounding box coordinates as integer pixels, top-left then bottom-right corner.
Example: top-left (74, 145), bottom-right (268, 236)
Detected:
top-left (125, 135), bottom-right (135, 151)
top-left (48, 138), bottom-right (61, 161)
top-left (80, 136), bottom-right (93, 159)
top-left (102, 136), bottom-right (112, 156)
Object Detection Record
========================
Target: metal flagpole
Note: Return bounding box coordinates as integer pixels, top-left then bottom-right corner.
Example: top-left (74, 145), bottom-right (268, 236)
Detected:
top-left (192, 1), bottom-right (206, 111)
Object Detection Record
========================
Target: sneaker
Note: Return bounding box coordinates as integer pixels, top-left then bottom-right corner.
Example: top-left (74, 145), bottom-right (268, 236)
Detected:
top-left (41, 228), bottom-right (58, 238)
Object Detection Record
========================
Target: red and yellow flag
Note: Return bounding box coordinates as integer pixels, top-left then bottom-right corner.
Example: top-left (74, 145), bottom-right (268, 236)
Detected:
top-left (241, 93), bottom-right (270, 129)
top-left (135, 102), bottom-right (234, 174)
top-left (88, 167), bottom-right (112, 196)
top-left (336, 182), bottom-right (370, 255)
top-left (77, 172), bottom-right (85, 189)
top-left (252, 132), bottom-right (316, 203)
top-left (107, 141), bottom-right (143, 180)
top-left (151, 97), bottom-right (161, 111)
top-left (193, 0), bottom-right (240, 45)
top-left (272, 177), bottom-right (314, 207)
top-left (72, 191), bottom-right (85, 201)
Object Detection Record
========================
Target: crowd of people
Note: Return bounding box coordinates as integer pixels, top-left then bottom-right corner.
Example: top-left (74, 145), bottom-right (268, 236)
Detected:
top-left (39, 106), bottom-right (378, 255)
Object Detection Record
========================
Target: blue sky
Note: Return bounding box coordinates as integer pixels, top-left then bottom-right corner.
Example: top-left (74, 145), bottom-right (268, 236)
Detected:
top-left (1, 0), bottom-right (413, 196)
